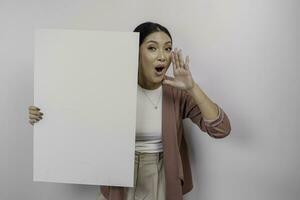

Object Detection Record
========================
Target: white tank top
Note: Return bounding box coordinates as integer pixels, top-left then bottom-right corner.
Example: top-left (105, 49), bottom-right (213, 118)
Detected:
top-left (135, 84), bottom-right (163, 153)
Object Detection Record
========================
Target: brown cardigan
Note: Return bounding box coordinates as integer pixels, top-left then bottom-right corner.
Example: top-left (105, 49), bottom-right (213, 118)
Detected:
top-left (100, 75), bottom-right (231, 200)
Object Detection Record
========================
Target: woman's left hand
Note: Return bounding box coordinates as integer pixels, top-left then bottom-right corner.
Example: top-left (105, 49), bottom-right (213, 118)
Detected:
top-left (162, 48), bottom-right (195, 91)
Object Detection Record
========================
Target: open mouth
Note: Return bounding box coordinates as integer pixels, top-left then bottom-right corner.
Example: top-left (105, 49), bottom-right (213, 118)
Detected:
top-left (155, 66), bottom-right (164, 72)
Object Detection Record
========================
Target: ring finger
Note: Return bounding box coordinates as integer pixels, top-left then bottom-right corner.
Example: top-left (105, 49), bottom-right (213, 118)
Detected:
top-left (174, 48), bottom-right (181, 69)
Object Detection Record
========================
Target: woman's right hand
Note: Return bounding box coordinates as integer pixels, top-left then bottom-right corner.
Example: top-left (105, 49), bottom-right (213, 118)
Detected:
top-left (28, 106), bottom-right (43, 126)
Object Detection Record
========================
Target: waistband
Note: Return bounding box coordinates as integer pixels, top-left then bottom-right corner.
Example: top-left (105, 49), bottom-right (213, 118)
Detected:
top-left (134, 151), bottom-right (163, 162)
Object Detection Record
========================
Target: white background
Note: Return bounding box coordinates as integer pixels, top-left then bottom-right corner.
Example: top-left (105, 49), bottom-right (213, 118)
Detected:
top-left (0, 0), bottom-right (299, 200)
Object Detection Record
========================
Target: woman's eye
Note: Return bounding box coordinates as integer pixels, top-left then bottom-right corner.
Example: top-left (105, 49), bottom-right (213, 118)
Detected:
top-left (166, 47), bottom-right (172, 51)
top-left (148, 47), bottom-right (156, 51)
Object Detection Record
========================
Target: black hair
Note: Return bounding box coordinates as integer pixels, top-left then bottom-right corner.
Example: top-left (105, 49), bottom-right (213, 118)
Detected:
top-left (133, 22), bottom-right (172, 46)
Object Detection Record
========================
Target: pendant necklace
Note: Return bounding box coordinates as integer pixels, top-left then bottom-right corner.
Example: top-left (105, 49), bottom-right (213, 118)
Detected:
top-left (141, 89), bottom-right (161, 109)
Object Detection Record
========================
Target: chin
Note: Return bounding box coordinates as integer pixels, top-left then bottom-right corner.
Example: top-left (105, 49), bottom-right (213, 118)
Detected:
top-left (153, 75), bottom-right (164, 82)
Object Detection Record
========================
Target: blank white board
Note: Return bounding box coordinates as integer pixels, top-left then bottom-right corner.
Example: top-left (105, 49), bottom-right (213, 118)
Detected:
top-left (33, 29), bottom-right (139, 187)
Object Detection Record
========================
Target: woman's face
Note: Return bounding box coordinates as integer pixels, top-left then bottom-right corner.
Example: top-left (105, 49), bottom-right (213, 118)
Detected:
top-left (138, 31), bottom-right (172, 90)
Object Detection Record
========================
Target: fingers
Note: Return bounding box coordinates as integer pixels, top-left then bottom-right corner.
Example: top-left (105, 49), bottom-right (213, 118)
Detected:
top-left (178, 49), bottom-right (184, 68)
top-left (172, 48), bottom-right (189, 70)
top-left (29, 106), bottom-right (40, 111)
top-left (29, 119), bottom-right (37, 125)
top-left (29, 114), bottom-right (42, 125)
top-left (185, 55), bottom-right (190, 70)
top-left (171, 50), bottom-right (177, 71)
top-left (174, 48), bottom-right (180, 70)
top-left (30, 110), bottom-right (43, 116)
top-left (29, 114), bottom-right (42, 120)
top-left (28, 105), bottom-right (43, 125)
top-left (28, 106), bottom-right (43, 115)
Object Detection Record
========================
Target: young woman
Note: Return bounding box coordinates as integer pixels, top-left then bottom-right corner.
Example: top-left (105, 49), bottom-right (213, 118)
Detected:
top-left (29, 22), bottom-right (231, 200)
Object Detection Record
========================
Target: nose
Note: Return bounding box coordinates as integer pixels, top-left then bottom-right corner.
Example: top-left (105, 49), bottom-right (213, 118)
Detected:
top-left (158, 51), bottom-right (167, 62)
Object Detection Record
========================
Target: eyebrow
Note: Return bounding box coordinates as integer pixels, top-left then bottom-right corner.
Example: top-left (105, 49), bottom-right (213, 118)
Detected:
top-left (146, 40), bottom-right (172, 44)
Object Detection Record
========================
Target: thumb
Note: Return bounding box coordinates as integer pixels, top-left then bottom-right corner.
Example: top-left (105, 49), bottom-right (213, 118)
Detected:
top-left (162, 79), bottom-right (176, 87)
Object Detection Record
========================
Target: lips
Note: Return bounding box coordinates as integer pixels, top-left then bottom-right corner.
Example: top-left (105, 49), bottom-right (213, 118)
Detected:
top-left (154, 64), bottom-right (165, 76)
top-left (155, 64), bottom-right (165, 72)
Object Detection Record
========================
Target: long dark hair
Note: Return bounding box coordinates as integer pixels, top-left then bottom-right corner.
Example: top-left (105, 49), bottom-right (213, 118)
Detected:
top-left (133, 22), bottom-right (172, 46)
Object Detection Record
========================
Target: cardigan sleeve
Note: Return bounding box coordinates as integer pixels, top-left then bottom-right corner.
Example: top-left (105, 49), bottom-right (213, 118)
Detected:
top-left (180, 90), bottom-right (231, 138)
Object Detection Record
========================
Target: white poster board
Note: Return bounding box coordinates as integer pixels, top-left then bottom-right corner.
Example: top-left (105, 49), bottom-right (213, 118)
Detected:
top-left (33, 29), bottom-right (139, 187)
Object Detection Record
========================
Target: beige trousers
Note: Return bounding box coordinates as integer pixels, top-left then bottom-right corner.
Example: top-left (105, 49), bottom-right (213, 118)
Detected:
top-left (97, 151), bottom-right (166, 200)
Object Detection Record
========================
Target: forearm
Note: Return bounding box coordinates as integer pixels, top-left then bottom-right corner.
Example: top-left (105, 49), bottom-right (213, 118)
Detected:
top-left (186, 83), bottom-right (219, 121)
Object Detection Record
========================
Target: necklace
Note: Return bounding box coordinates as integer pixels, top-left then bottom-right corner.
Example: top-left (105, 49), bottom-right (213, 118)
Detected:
top-left (141, 88), bottom-right (162, 109)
